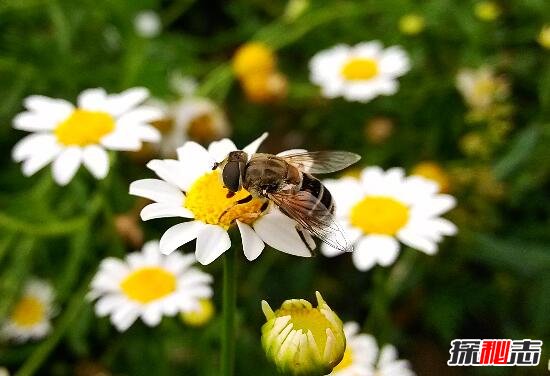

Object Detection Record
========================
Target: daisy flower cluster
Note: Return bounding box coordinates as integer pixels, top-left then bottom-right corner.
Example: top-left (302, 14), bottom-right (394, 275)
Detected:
top-left (322, 167), bottom-right (457, 271)
top-left (89, 240), bottom-right (213, 331)
top-left (12, 88), bottom-right (162, 185)
top-left (1, 279), bottom-right (55, 343)
top-left (130, 133), bottom-right (315, 265)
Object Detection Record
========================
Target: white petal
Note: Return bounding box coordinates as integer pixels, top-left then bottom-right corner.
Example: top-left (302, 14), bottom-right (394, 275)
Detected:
top-left (397, 229), bottom-right (437, 255)
top-left (159, 221), bottom-right (205, 255)
top-left (236, 220), bottom-right (265, 261)
top-left (82, 145), bottom-right (109, 179)
top-left (378, 344), bottom-right (398, 366)
top-left (52, 147), bottom-right (82, 185)
top-left (146, 159), bottom-right (189, 191)
top-left (195, 225), bottom-right (231, 265)
top-left (135, 124), bottom-right (161, 142)
top-left (207, 139), bottom-right (237, 162)
top-left (242, 132), bottom-right (268, 155)
top-left (24, 95), bottom-right (74, 116)
top-left (12, 134), bottom-right (59, 162)
top-left (20, 147), bottom-right (60, 176)
top-left (100, 131), bottom-right (142, 151)
top-left (129, 179), bottom-right (184, 204)
top-left (140, 202), bottom-right (193, 221)
top-left (105, 87), bottom-right (149, 116)
top-left (253, 208), bottom-right (312, 257)
top-left (13, 112), bottom-right (59, 132)
top-left (117, 106), bottom-right (164, 126)
top-left (353, 235), bottom-right (400, 271)
top-left (77, 88), bottom-right (108, 110)
top-left (141, 305), bottom-right (163, 327)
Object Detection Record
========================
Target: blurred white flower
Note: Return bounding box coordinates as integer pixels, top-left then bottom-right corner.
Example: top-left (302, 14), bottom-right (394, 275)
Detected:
top-left (456, 67), bottom-right (509, 110)
top-left (129, 133), bottom-right (315, 265)
top-left (134, 10), bottom-right (161, 38)
top-left (89, 240), bottom-right (213, 332)
top-left (331, 322), bottom-right (415, 375)
top-left (169, 73), bottom-right (199, 97)
top-left (309, 42), bottom-right (410, 102)
top-left (12, 87), bottom-right (162, 185)
top-left (1, 279), bottom-right (55, 343)
top-left (322, 167), bottom-right (457, 271)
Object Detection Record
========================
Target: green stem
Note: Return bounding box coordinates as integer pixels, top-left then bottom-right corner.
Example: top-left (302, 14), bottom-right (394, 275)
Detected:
top-left (221, 246), bottom-right (237, 376)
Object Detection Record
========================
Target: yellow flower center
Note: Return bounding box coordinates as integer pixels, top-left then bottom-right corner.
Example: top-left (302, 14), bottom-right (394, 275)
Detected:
top-left (181, 299), bottom-right (215, 327)
top-left (341, 58), bottom-right (379, 81)
top-left (350, 196), bottom-right (409, 235)
top-left (55, 109), bottom-right (115, 146)
top-left (332, 345), bottom-right (354, 371)
top-left (277, 307), bottom-right (331, 352)
top-left (184, 170), bottom-right (266, 229)
top-left (120, 267), bottom-right (176, 303)
top-left (11, 296), bottom-right (45, 327)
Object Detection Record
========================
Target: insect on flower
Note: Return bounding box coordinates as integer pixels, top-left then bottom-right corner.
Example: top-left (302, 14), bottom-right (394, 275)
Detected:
top-left (214, 149), bottom-right (361, 253)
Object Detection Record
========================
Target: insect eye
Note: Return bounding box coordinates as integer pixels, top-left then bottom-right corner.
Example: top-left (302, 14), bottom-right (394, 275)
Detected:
top-left (222, 162), bottom-right (242, 192)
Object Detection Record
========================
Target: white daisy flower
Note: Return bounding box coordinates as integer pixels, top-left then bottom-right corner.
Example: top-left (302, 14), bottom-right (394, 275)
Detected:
top-left (134, 10), bottom-right (161, 38)
top-left (12, 87), bottom-right (162, 185)
top-left (331, 322), bottom-right (415, 375)
top-left (88, 240), bottom-right (213, 332)
top-left (129, 133), bottom-right (314, 265)
top-left (456, 66), bottom-right (509, 110)
top-left (1, 279), bottom-right (55, 343)
top-left (309, 41), bottom-right (410, 102)
top-left (322, 167), bottom-right (457, 271)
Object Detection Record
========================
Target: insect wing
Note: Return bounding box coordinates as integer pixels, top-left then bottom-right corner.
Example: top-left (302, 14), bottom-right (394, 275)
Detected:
top-left (268, 190), bottom-right (353, 252)
top-left (276, 150), bottom-right (361, 174)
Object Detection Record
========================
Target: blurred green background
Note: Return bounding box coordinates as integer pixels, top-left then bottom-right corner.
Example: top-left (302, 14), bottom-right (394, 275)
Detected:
top-left (1, 0), bottom-right (550, 375)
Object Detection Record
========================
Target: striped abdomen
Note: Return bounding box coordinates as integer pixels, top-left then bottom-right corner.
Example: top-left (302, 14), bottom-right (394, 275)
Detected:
top-left (300, 173), bottom-right (335, 214)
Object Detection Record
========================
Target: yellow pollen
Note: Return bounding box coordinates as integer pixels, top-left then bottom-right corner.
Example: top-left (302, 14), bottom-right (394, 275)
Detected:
top-left (54, 109), bottom-right (115, 146)
top-left (332, 345), bottom-right (354, 371)
top-left (11, 296), bottom-right (45, 327)
top-left (350, 196), bottom-right (409, 235)
top-left (341, 58), bottom-right (379, 81)
top-left (184, 170), bottom-right (266, 229)
top-left (277, 307), bottom-right (331, 352)
top-left (120, 267), bottom-right (176, 303)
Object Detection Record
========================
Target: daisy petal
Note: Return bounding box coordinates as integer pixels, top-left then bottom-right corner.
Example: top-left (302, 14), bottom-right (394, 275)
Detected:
top-left (13, 112), bottom-right (59, 132)
top-left (129, 179), bottom-right (184, 204)
top-left (253, 208), bottom-right (312, 257)
top-left (353, 235), bottom-right (400, 271)
top-left (236, 220), bottom-right (265, 261)
top-left (52, 147), bottom-right (82, 185)
top-left (77, 88), bottom-right (108, 110)
top-left (397, 229), bottom-right (437, 255)
top-left (242, 132), bottom-right (268, 155)
top-left (82, 145), bottom-right (109, 179)
top-left (159, 221), bottom-right (205, 255)
top-left (140, 202), bottom-right (194, 221)
top-left (207, 139), bottom-right (237, 162)
top-left (195, 225), bottom-right (231, 265)
top-left (12, 134), bottom-right (59, 162)
top-left (105, 87), bottom-right (149, 116)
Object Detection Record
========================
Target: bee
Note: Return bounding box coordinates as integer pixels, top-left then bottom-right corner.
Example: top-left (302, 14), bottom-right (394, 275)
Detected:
top-left (214, 149), bottom-right (361, 253)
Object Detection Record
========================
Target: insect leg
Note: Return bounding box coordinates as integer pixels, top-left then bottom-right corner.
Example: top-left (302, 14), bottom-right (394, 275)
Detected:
top-left (217, 194), bottom-right (254, 222)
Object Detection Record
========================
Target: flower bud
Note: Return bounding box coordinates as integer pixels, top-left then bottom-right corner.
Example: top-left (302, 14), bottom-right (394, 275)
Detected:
top-left (232, 42), bottom-right (276, 79)
top-left (261, 291), bottom-right (346, 376)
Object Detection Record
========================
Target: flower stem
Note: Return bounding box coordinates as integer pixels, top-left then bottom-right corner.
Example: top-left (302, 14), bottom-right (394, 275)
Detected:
top-left (221, 246), bottom-right (237, 376)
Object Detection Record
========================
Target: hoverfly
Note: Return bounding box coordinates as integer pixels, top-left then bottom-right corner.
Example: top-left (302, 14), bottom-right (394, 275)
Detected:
top-left (214, 149), bottom-right (361, 253)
